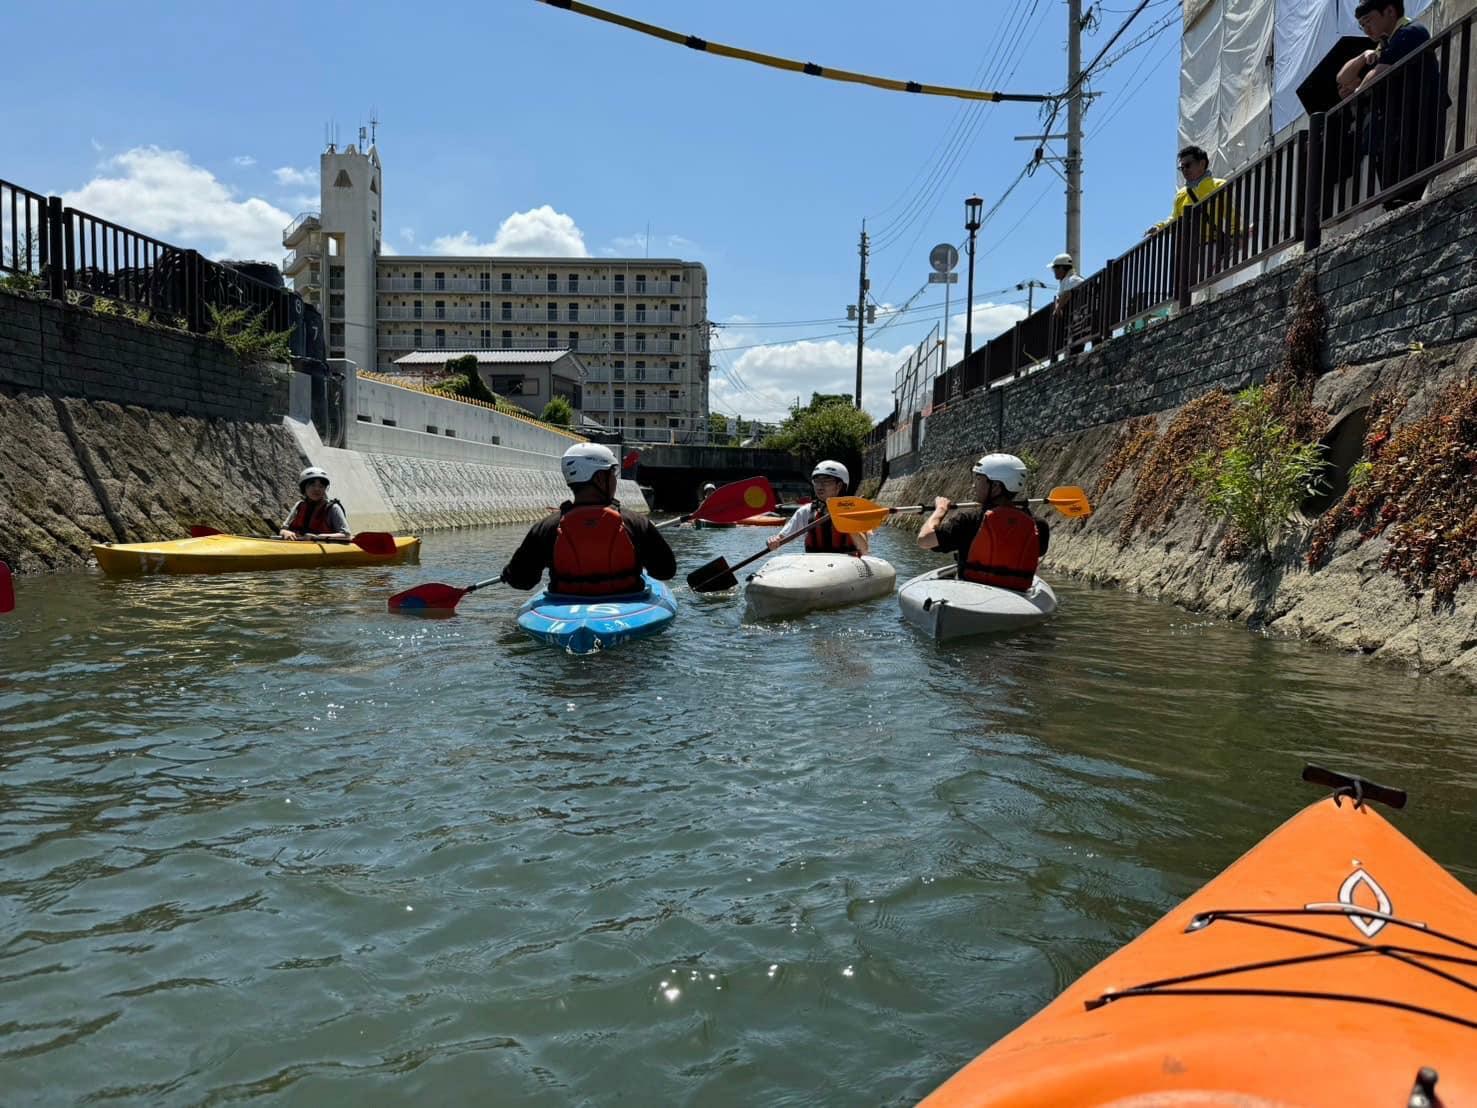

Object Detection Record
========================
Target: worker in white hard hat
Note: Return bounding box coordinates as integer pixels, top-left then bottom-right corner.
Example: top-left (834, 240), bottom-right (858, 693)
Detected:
top-left (1050, 252), bottom-right (1084, 308)
top-left (767, 459), bottom-right (869, 555)
top-left (917, 453), bottom-right (1048, 592)
top-left (501, 442), bottom-right (676, 595)
top-left (280, 466), bottom-right (350, 541)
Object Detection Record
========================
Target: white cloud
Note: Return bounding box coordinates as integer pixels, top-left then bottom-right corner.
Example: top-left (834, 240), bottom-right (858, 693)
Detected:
top-left (273, 166), bottom-right (315, 186)
top-left (400, 226), bottom-right (415, 243)
top-left (606, 230), bottom-right (701, 258)
top-left (946, 300), bottom-right (1029, 354)
top-left (233, 155), bottom-right (257, 167)
top-left (61, 146), bottom-right (292, 261)
top-left (90, 138), bottom-right (103, 153)
top-left (379, 241), bottom-right (398, 256)
top-left (429, 206), bottom-right (589, 257)
top-left (711, 332), bottom-right (914, 422)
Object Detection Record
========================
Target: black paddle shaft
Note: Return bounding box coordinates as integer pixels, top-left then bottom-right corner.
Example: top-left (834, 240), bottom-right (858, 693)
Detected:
top-left (687, 512), bottom-right (831, 593)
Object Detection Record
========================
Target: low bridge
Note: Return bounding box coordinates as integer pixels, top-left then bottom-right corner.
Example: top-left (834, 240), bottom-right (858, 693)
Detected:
top-left (625, 444), bottom-right (809, 511)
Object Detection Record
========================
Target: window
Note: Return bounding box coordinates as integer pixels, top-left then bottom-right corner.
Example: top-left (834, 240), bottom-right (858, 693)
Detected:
top-left (426, 425), bottom-right (439, 435)
top-left (434, 300), bottom-right (446, 320)
top-left (481, 329), bottom-right (491, 345)
top-left (434, 329), bottom-right (446, 349)
top-left (413, 271), bottom-right (423, 291)
top-left (413, 299), bottom-right (423, 319)
top-left (480, 300), bottom-right (491, 321)
top-left (635, 303), bottom-right (647, 323)
top-left (568, 303), bottom-right (579, 322)
top-left (547, 330), bottom-right (558, 348)
top-left (492, 375), bottom-right (526, 395)
top-left (635, 333), bottom-right (647, 352)
top-left (501, 302), bottom-right (512, 321)
top-left (635, 417), bottom-right (646, 430)
top-left (547, 301), bottom-right (559, 322)
top-left (613, 360), bottom-right (625, 380)
top-left (669, 333), bottom-right (680, 344)
top-left (614, 388), bottom-right (625, 410)
top-left (567, 274), bottom-right (579, 293)
top-left (614, 331), bottom-right (625, 352)
top-left (334, 169), bottom-right (352, 188)
top-left (502, 330), bottom-right (513, 349)
top-left (613, 304), bottom-right (625, 323)
top-left (434, 272), bottom-right (445, 291)
top-left (479, 273), bottom-right (491, 291)
top-left (413, 327), bottom-right (423, 346)
top-left (615, 416), bottom-right (626, 430)
top-left (670, 303), bottom-right (681, 319)
top-left (501, 273), bottom-right (512, 292)
top-left (668, 361), bottom-right (680, 378)
top-left (614, 274), bottom-right (625, 292)
top-left (635, 391), bottom-right (647, 410)
top-left (546, 273), bottom-right (557, 292)
top-left (635, 360), bottom-right (646, 381)
top-left (568, 331), bottom-right (578, 351)
top-left (668, 389), bottom-right (679, 401)
top-left (668, 418), bottom-right (679, 428)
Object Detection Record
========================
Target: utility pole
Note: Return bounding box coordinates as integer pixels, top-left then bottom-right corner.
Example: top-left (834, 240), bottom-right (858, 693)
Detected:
top-left (1066, 0), bottom-right (1084, 265)
top-left (1016, 279), bottom-right (1049, 315)
top-left (854, 224), bottom-right (869, 408)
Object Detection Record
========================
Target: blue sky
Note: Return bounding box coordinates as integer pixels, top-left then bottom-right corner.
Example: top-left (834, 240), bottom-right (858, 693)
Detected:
top-left (4, 0), bottom-right (1184, 420)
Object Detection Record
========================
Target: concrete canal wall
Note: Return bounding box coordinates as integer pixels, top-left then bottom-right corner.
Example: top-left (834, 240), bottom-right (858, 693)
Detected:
top-left (0, 290), bottom-right (641, 574)
top-left (876, 170), bottom-right (1477, 683)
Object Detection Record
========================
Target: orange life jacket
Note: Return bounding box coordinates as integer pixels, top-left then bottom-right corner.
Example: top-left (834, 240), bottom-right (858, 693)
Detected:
top-left (960, 504), bottom-right (1040, 591)
top-left (286, 497), bottom-right (344, 535)
top-left (804, 511), bottom-right (859, 556)
top-left (550, 505), bottom-right (644, 596)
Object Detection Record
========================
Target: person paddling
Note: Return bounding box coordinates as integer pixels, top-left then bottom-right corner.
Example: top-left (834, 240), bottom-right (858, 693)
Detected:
top-left (501, 443), bottom-right (676, 596)
top-left (916, 453), bottom-right (1047, 590)
top-left (280, 466), bottom-right (350, 542)
top-left (767, 460), bottom-right (869, 556)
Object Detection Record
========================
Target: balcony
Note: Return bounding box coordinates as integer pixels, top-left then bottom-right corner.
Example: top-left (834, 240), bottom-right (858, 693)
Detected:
top-left (282, 211), bottom-right (320, 248)
top-left (582, 367), bottom-right (681, 384)
top-left (282, 248), bottom-right (321, 277)
top-left (583, 396), bottom-right (685, 413)
top-left (376, 305), bottom-right (688, 326)
top-left (377, 276), bottom-right (687, 296)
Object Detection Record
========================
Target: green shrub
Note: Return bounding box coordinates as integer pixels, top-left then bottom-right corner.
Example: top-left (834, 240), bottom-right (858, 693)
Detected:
top-left (1189, 385), bottom-right (1324, 556)
top-left (206, 304), bottom-right (293, 364)
top-left (541, 395), bottom-right (574, 427)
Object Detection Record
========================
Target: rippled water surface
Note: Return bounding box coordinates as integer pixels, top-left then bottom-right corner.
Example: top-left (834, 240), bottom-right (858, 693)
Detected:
top-left (2, 524), bottom-right (1475, 1106)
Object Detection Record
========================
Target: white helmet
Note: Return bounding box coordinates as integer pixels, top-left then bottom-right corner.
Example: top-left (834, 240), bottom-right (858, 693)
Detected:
top-left (701, 482), bottom-right (717, 495)
top-left (1050, 253), bottom-right (1074, 269)
top-left (972, 453), bottom-right (1028, 493)
top-left (811, 460), bottom-right (850, 487)
top-left (299, 466), bottom-right (330, 490)
top-left (561, 442), bottom-right (619, 486)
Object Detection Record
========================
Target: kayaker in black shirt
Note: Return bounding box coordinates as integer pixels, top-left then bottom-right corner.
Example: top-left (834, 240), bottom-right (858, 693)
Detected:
top-left (501, 443), bottom-right (676, 595)
top-left (918, 453), bottom-right (1049, 590)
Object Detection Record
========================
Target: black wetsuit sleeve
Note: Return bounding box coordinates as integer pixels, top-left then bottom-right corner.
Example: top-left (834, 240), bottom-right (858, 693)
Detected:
top-left (1036, 516), bottom-right (1050, 556)
top-left (500, 515), bottom-right (559, 590)
top-left (626, 512), bottom-right (677, 581)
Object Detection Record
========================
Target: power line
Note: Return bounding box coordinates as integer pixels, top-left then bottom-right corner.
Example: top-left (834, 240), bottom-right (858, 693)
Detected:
top-left (1089, 34), bottom-right (1180, 138)
top-left (534, 0), bottom-right (1054, 103)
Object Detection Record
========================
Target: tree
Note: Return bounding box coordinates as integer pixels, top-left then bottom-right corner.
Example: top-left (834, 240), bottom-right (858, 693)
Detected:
top-left (542, 395), bottom-right (574, 427)
top-left (763, 394), bottom-right (874, 483)
top-left (440, 354), bottom-right (497, 404)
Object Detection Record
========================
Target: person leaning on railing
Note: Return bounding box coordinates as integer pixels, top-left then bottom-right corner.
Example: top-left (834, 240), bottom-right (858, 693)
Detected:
top-left (1144, 145), bottom-right (1240, 242)
top-left (1336, 0), bottom-right (1449, 210)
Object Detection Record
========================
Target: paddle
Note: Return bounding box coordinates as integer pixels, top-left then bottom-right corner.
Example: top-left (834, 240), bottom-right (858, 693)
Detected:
top-left (0, 561), bottom-right (13, 615)
top-left (388, 573), bottom-right (502, 614)
top-left (188, 526), bottom-right (399, 556)
top-left (686, 511), bottom-right (831, 593)
top-left (655, 476), bottom-right (778, 529)
top-left (826, 486), bottom-right (1094, 534)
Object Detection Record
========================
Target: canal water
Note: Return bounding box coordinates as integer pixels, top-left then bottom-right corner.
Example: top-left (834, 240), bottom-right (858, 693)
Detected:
top-left (2, 523), bottom-right (1474, 1106)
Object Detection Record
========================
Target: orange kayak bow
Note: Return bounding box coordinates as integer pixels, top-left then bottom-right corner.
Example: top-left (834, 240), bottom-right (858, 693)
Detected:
top-left (922, 766), bottom-right (1475, 1107)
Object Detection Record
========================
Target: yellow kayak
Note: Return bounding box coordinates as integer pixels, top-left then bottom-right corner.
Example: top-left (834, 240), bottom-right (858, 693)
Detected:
top-left (93, 533), bottom-right (420, 575)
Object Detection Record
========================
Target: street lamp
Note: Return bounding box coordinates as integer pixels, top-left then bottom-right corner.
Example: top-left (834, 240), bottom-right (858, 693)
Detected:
top-left (963, 195), bottom-right (984, 361)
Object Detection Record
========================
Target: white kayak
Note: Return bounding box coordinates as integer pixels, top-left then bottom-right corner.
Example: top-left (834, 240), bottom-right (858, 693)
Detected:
top-left (745, 553), bottom-right (897, 620)
top-left (898, 565), bottom-right (1058, 641)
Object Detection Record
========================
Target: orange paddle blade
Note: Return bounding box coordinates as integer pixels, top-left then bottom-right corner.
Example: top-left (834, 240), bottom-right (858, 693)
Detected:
top-left (827, 496), bottom-right (890, 534)
top-left (1045, 485), bottom-right (1092, 518)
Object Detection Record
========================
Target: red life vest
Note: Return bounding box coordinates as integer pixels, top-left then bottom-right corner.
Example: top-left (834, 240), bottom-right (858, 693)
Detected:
top-left (960, 505), bottom-right (1040, 591)
top-left (804, 511), bottom-right (859, 556)
top-left (550, 505), bottom-right (644, 596)
top-left (286, 497), bottom-right (343, 535)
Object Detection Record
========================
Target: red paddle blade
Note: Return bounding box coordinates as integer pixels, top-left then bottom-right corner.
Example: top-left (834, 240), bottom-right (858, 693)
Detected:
top-left (352, 532), bottom-right (398, 556)
top-left (388, 581), bottom-right (468, 612)
top-left (694, 477), bottom-right (777, 525)
top-left (189, 525), bottom-right (223, 538)
top-left (0, 561), bottom-right (14, 614)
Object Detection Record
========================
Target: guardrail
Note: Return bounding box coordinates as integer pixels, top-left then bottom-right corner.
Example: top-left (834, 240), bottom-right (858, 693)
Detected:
top-left (916, 12), bottom-right (1475, 415)
top-left (2, 175), bottom-right (317, 359)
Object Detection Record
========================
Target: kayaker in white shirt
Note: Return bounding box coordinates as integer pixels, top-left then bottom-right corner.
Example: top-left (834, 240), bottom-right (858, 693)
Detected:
top-left (768, 461), bottom-right (870, 555)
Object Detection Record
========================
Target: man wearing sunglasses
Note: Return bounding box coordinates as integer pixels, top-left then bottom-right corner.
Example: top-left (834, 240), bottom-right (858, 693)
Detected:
top-left (1145, 145), bottom-right (1228, 237)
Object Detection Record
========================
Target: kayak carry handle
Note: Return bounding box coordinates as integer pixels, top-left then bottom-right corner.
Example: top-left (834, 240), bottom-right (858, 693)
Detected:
top-left (1301, 764), bottom-right (1407, 811)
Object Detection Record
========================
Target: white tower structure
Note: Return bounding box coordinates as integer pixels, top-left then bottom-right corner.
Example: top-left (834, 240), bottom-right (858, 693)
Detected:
top-left (318, 143), bottom-right (382, 372)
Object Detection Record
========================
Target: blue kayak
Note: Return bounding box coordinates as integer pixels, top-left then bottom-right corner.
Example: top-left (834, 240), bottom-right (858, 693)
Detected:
top-left (516, 574), bottom-right (678, 654)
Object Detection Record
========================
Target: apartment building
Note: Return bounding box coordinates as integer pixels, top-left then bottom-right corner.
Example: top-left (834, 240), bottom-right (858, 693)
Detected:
top-left (281, 143), bottom-right (711, 443)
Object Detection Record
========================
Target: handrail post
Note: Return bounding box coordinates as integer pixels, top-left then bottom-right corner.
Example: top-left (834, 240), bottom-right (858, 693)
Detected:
top-left (1175, 215), bottom-right (1192, 311)
top-left (184, 249), bottom-right (205, 332)
top-left (1304, 112), bottom-right (1325, 252)
top-left (45, 196), bottom-right (66, 301)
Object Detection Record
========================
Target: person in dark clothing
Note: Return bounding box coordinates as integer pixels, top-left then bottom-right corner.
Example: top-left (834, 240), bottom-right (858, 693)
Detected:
top-left (916, 453), bottom-right (1049, 591)
top-left (1338, 0), bottom-right (1449, 209)
top-left (501, 443), bottom-right (675, 596)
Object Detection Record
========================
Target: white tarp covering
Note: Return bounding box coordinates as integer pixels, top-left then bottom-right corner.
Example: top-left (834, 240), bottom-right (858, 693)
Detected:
top-left (1179, 0), bottom-right (1277, 173)
top-left (1271, 0), bottom-right (1434, 134)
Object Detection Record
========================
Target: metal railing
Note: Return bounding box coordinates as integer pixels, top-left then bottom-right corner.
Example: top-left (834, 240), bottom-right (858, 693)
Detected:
top-left (1, 178), bottom-right (50, 283)
top-left (920, 12), bottom-right (1477, 417)
top-left (377, 276), bottom-right (688, 296)
top-left (282, 211), bottom-right (320, 243)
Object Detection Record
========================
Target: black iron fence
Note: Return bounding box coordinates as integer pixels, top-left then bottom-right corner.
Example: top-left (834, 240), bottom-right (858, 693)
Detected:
top-left (1, 176), bottom-right (318, 358)
top-left (924, 9), bottom-right (1476, 412)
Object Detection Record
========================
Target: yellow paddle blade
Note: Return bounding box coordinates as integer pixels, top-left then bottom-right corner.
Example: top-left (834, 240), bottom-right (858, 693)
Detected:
top-left (1045, 485), bottom-right (1093, 518)
top-left (826, 495), bottom-right (889, 534)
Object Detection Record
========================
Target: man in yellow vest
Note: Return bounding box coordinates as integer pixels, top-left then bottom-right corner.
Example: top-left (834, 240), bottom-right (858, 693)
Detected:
top-left (1145, 145), bottom-right (1231, 239)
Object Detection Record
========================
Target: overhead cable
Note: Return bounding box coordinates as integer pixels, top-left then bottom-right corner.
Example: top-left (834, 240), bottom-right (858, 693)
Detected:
top-left (535, 0), bottom-right (1052, 103)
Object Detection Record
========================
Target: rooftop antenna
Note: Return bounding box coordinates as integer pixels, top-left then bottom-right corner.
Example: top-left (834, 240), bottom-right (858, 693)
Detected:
top-left (358, 125), bottom-right (368, 149)
top-left (370, 108), bottom-right (379, 145)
